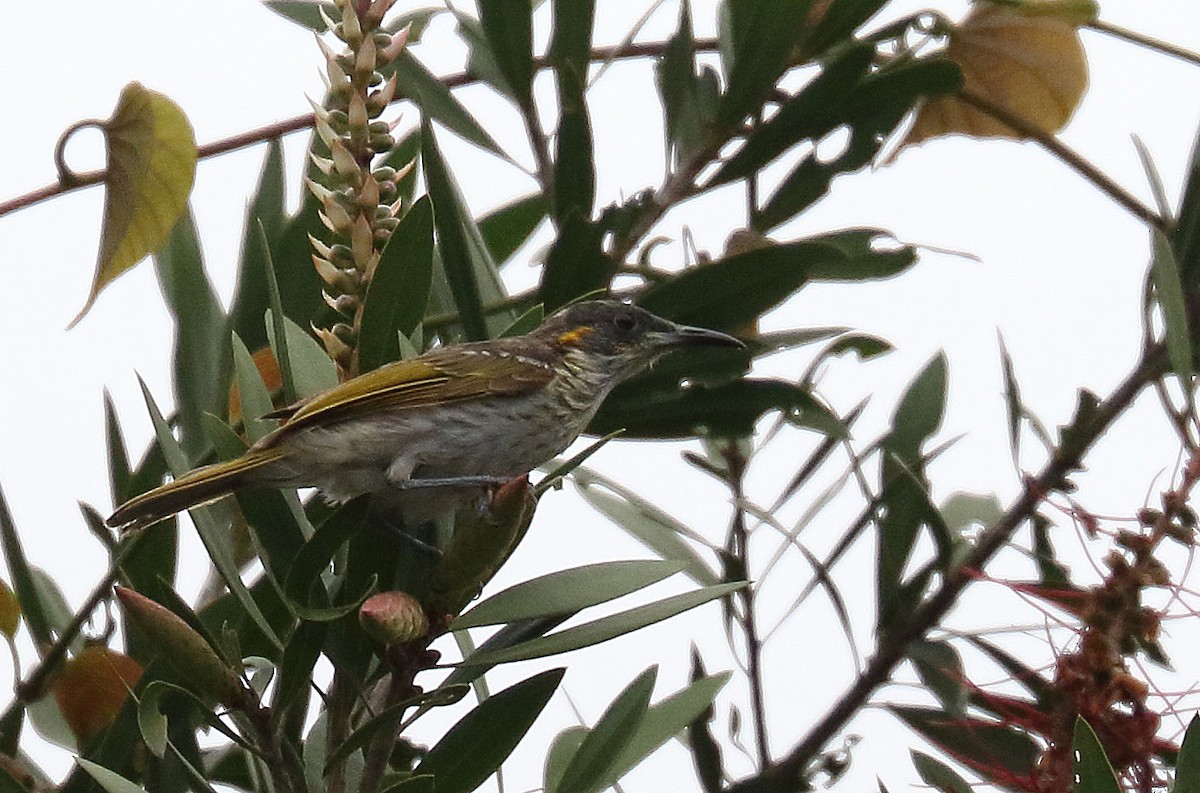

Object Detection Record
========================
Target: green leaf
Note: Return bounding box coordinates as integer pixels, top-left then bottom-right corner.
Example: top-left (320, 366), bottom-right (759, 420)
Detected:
top-left (998, 334), bottom-right (1022, 465)
top-left (1151, 228), bottom-right (1192, 380)
top-left (890, 705), bottom-right (1039, 787)
top-left (712, 43), bottom-right (875, 185)
top-left (549, 0), bottom-right (596, 222)
top-left (571, 468), bottom-right (717, 586)
top-left (540, 211), bottom-right (611, 312)
top-left (479, 192), bottom-right (548, 266)
top-left (545, 727), bottom-right (589, 793)
top-left (359, 196), bottom-right (435, 372)
top-left (657, 2), bottom-right (713, 168)
top-left (230, 333), bottom-right (277, 444)
top-left (908, 640), bottom-right (966, 718)
top-left (554, 668), bottom-right (656, 793)
top-left (638, 230), bottom-right (915, 332)
top-left (384, 52), bottom-right (505, 158)
top-left (282, 499), bottom-right (371, 619)
top-left (752, 59), bottom-right (961, 229)
top-left (76, 759), bottom-right (147, 793)
top-left (324, 686), bottom-right (469, 776)
top-left (452, 560), bottom-right (686, 629)
top-left (0, 486), bottom-right (53, 648)
top-left (1175, 121), bottom-right (1200, 289)
top-left (136, 681), bottom-right (170, 758)
top-left (266, 314), bottom-right (339, 399)
top-left (138, 379), bottom-right (282, 650)
top-left (886, 354), bottom-right (948, 459)
top-left (717, 0), bottom-right (811, 132)
top-left (153, 210), bottom-right (227, 459)
top-left (68, 82), bottom-right (197, 327)
top-left (228, 139), bottom-right (286, 353)
top-left (939, 492), bottom-right (1004, 535)
top-left (423, 119), bottom-right (490, 340)
top-left (1175, 714), bottom-right (1200, 793)
top-left (596, 672), bottom-right (732, 793)
top-left (911, 751), bottom-right (973, 793)
top-left (478, 1), bottom-right (534, 105)
top-left (802, 0), bottom-right (890, 57)
top-left (259, 226), bottom-right (296, 404)
top-left (104, 390), bottom-right (134, 505)
top-left (688, 651), bottom-right (724, 793)
top-left (462, 582), bottom-right (744, 666)
top-left (592, 377), bottom-right (837, 440)
top-left (1073, 718), bottom-right (1120, 793)
top-left (877, 355), bottom-right (947, 623)
top-left (414, 668), bottom-right (564, 793)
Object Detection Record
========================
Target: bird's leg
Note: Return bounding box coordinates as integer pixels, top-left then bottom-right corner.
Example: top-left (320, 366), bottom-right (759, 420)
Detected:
top-left (388, 475), bottom-right (511, 491)
top-left (385, 457), bottom-right (509, 492)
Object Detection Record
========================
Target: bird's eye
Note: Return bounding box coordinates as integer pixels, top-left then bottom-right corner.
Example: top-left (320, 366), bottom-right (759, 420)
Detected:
top-left (613, 312), bottom-right (637, 332)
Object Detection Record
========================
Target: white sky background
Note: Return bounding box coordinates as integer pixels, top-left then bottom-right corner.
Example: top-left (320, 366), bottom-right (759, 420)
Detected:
top-left (3, 0), bottom-right (1200, 790)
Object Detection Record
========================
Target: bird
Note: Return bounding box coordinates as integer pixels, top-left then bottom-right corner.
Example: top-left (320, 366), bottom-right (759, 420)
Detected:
top-left (107, 300), bottom-right (743, 530)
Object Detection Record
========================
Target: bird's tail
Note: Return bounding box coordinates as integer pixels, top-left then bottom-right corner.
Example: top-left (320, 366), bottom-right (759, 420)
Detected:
top-left (107, 448), bottom-right (287, 530)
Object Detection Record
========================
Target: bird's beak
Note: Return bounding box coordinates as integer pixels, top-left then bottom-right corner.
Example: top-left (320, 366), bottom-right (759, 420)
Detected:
top-left (656, 324), bottom-right (745, 349)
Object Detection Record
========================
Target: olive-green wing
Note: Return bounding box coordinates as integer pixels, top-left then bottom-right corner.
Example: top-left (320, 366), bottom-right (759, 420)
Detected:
top-left (270, 349), bottom-right (554, 437)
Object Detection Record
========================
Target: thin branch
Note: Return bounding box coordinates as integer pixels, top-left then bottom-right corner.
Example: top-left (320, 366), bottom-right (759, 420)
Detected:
top-left (725, 344), bottom-right (1170, 793)
top-left (0, 38), bottom-right (718, 220)
top-left (956, 90), bottom-right (1166, 231)
top-left (1087, 19), bottom-right (1200, 68)
top-left (723, 444), bottom-right (771, 769)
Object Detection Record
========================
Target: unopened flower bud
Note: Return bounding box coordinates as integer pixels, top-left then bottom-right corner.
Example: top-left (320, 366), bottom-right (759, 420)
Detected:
top-left (369, 133), bottom-right (395, 153)
top-left (329, 243), bottom-right (356, 268)
top-left (114, 587), bottom-right (242, 707)
top-left (359, 591), bottom-right (429, 645)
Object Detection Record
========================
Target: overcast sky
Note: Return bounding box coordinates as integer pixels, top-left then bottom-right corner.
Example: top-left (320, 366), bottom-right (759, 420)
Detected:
top-left (3, 1), bottom-right (1200, 789)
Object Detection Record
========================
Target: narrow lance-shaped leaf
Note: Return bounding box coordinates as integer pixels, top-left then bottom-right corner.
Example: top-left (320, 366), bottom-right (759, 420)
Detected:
top-left (358, 196), bottom-right (435, 373)
top-left (594, 672), bottom-right (732, 793)
top-left (452, 560), bottom-right (687, 629)
top-left (549, 0), bottom-right (596, 222)
top-left (1175, 714), bottom-right (1200, 793)
top-left (717, 0), bottom-right (812, 131)
top-left (229, 139), bottom-right (286, 350)
top-left (413, 669), bottom-right (564, 793)
top-left (422, 119), bottom-right (489, 340)
top-left (0, 486), bottom-right (53, 648)
top-left (462, 582), bottom-right (744, 667)
top-left (478, 1), bottom-right (534, 106)
top-left (68, 82), bottom-right (197, 327)
top-left (137, 379), bottom-right (283, 649)
top-left (552, 668), bottom-right (656, 793)
top-left (1074, 718), bottom-right (1121, 793)
top-left (1150, 228), bottom-right (1192, 380)
top-left (153, 210), bottom-right (226, 459)
top-left (383, 51), bottom-right (505, 158)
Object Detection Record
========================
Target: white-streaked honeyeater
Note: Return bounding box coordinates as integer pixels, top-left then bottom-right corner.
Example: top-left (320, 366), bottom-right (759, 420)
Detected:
top-left (107, 300), bottom-right (743, 530)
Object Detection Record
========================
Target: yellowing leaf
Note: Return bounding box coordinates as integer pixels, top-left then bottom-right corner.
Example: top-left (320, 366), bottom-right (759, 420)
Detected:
top-left (903, 1), bottom-right (1089, 148)
top-left (0, 579), bottom-right (20, 640)
top-left (69, 82), bottom-right (197, 328)
top-left (53, 644), bottom-right (143, 743)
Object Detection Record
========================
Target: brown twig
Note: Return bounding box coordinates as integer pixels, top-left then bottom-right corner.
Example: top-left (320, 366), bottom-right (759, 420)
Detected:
top-left (956, 90), bottom-right (1167, 232)
top-left (0, 39), bottom-right (719, 221)
top-left (723, 444), bottom-right (772, 769)
top-left (725, 344), bottom-right (1170, 792)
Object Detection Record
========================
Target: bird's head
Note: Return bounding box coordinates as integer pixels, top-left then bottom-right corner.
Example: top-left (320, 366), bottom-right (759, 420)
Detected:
top-left (539, 300), bottom-right (744, 383)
